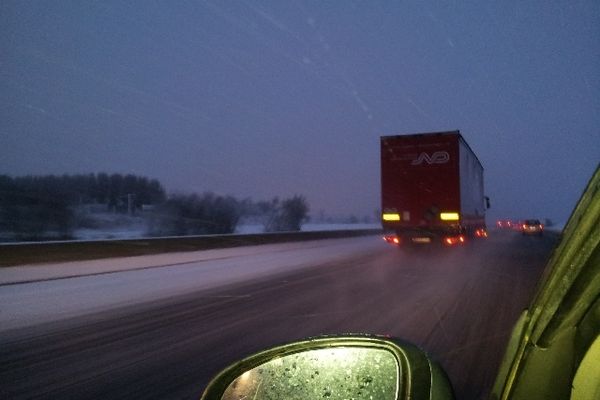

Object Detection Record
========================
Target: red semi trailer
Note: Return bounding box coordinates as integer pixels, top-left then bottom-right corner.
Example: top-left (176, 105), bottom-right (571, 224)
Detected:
top-left (381, 130), bottom-right (489, 246)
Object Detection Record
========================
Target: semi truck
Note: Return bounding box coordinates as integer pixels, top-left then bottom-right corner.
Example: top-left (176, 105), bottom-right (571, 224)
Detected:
top-left (381, 130), bottom-right (489, 246)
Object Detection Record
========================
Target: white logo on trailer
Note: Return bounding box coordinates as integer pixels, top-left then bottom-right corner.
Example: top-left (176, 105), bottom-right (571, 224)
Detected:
top-left (411, 151), bottom-right (450, 165)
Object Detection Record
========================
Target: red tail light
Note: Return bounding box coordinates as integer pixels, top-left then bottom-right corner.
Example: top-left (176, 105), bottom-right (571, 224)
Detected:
top-left (443, 235), bottom-right (466, 246)
top-left (383, 235), bottom-right (401, 245)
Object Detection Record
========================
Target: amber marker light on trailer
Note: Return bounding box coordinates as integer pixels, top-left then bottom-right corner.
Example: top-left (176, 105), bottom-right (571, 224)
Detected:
top-left (382, 213), bottom-right (401, 221)
top-left (440, 212), bottom-right (460, 221)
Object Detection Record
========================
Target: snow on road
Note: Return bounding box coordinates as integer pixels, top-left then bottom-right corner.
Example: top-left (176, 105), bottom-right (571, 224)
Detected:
top-left (0, 236), bottom-right (384, 332)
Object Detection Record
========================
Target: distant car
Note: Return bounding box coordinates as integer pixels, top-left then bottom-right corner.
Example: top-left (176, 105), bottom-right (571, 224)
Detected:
top-left (521, 219), bottom-right (543, 236)
top-left (496, 219), bottom-right (513, 229)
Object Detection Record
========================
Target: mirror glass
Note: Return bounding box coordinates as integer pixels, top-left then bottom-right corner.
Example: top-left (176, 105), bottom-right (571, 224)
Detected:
top-left (221, 346), bottom-right (399, 400)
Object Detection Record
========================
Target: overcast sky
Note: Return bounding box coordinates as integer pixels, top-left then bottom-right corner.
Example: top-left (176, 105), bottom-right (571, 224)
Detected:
top-left (1, 1), bottom-right (599, 223)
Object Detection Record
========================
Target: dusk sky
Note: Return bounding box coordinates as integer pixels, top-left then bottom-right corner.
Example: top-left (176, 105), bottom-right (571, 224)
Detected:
top-left (2, 1), bottom-right (599, 223)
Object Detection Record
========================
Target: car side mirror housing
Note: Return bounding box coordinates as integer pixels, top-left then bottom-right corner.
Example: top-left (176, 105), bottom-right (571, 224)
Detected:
top-left (200, 335), bottom-right (454, 400)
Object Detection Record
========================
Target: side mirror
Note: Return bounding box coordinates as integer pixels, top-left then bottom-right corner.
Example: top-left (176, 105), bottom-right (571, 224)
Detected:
top-left (201, 335), bottom-right (454, 400)
top-left (485, 196), bottom-right (491, 210)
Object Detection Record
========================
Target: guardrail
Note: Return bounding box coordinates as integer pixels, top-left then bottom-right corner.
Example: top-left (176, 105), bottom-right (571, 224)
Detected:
top-left (0, 229), bottom-right (382, 267)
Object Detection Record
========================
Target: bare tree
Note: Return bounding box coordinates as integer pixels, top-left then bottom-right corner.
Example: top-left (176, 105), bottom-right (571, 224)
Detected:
top-left (265, 195), bottom-right (309, 232)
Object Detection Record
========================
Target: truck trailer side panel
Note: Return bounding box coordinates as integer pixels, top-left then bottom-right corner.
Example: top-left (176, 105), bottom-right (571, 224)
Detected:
top-left (458, 137), bottom-right (486, 228)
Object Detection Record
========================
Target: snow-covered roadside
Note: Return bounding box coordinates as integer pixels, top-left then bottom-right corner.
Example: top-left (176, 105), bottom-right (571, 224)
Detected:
top-left (235, 223), bottom-right (380, 234)
top-left (67, 223), bottom-right (380, 240)
top-left (0, 236), bottom-right (385, 331)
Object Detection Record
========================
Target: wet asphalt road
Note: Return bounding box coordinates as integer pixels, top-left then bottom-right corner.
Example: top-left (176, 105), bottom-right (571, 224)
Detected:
top-left (0, 231), bottom-right (557, 400)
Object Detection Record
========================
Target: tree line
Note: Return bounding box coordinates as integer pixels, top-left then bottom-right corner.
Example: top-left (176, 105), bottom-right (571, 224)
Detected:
top-left (144, 194), bottom-right (309, 236)
top-left (0, 173), bottom-right (166, 240)
top-left (0, 173), bottom-right (309, 241)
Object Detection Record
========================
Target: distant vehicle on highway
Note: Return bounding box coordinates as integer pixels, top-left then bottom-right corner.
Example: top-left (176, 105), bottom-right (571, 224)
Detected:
top-left (380, 130), bottom-right (489, 247)
top-left (521, 219), bottom-right (544, 236)
top-left (496, 219), bottom-right (514, 229)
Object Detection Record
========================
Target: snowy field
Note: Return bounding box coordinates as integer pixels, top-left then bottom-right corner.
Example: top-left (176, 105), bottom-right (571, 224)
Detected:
top-left (70, 223), bottom-right (380, 240)
top-left (235, 223), bottom-right (380, 234)
top-left (0, 236), bottom-right (384, 332)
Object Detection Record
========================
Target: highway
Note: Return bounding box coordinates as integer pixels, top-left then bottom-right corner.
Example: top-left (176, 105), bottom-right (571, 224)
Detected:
top-left (0, 231), bottom-right (558, 400)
